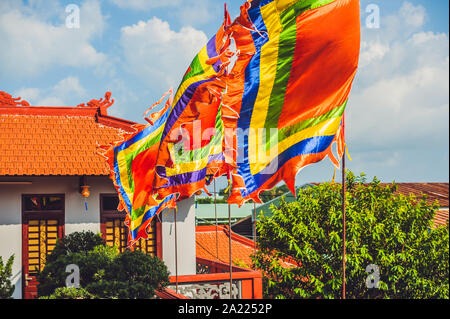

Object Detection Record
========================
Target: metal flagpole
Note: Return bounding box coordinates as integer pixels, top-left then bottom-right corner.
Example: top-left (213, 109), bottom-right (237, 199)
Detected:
top-left (228, 202), bottom-right (233, 299)
top-left (342, 113), bottom-right (346, 300)
top-left (253, 201), bottom-right (257, 249)
top-left (214, 179), bottom-right (219, 259)
top-left (174, 208), bottom-right (178, 294)
top-left (342, 152), bottom-right (346, 299)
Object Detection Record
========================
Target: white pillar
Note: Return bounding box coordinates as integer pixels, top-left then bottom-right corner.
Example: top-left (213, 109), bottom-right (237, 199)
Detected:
top-left (161, 197), bottom-right (196, 276)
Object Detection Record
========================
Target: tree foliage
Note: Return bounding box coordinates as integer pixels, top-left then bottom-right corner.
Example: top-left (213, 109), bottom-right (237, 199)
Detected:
top-left (219, 184), bottom-right (290, 203)
top-left (87, 250), bottom-right (170, 299)
top-left (45, 231), bottom-right (105, 265)
top-left (252, 172), bottom-right (449, 299)
top-left (196, 197), bottom-right (227, 204)
top-left (259, 185), bottom-right (291, 203)
top-left (38, 231), bottom-right (170, 299)
top-left (39, 287), bottom-right (95, 299)
top-left (0, 255), bottom-right (15, 299)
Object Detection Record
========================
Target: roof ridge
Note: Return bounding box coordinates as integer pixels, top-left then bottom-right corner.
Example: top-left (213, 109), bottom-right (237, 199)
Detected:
top-left (0, 106), bottom-right (136, 131)
top-left (0, 102), bottom-right (136, 176)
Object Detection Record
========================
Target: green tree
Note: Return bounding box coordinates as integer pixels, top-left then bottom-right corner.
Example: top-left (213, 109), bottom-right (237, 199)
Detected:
top-left (37, 232), bottom-right (112, 296)
top-left (259, 184), bottom-right (290, 202)
top-left (252, 172), bottom-right (449, 299)
top-left (46, 231), bottom-right (105, 264)
top-left (39, 287), bottom-right (95, 299)
top-left (87, 250), bottom-right (170, 299)
top-left (197, 197), bottom-right (213, 204)
top-left (0, 255), bottom-right (15, 299)
top-left (38, 231), bottom-right (170, 299)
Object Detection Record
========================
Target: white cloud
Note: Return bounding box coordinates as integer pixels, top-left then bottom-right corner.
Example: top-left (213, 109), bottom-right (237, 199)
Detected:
top-left (347, 1), bottom-right (449, 169)
top-left (15, 76), bottom-right (87, 106)
top-left (120, 17), bottom-right (208, 90)
top-left (52, 76), bottom-right (87, 99)
top-left (13, 88), bottom-right (40, 102)
top-left (109, 0), bottom-right (180, 11)
top-left (398, 2), bottom-right (427, 28)
top-left (0, 0), bottom-right (107, 78)
top-left (109, 0), bottom-right (220, 26)
top-left (359, 41), bottom-right (390, 68)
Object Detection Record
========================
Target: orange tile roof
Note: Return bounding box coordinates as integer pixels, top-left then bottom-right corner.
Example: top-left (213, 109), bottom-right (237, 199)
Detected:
top-left (196, 225), bottom-right (256, 268)
top-left (434, 210), bottom-right (449, 228)
top-left (312, 182), bottom-right (449, 227)
top-left (0, 91), bottom-right (135, 176)
top-left (384, 183), bottom-right (449, 207)
top-left (381, 183), bottom-right (449, 227)
top-left (311, 182), bottom-right (449, 207)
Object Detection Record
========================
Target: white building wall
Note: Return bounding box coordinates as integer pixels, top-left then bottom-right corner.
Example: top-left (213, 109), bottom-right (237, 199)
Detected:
top-left (0, 224), bottom-right (22, 299)
top-left (161, 197), bottom-right (196, 276)
top-left (0, 176), bottom-right (197, 298)
top-left (0, 176), bottom-right (114, 298)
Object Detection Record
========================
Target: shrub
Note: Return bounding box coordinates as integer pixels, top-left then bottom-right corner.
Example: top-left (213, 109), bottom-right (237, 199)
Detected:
top-left (46, 231), bottom-right (105, 264)
top-left (37, 231), bottom-right (170, 299)
top-left (37, 232), bottom-right (114, 297)
top-left (87, 250), bottom-right (170, 299)
top-left (39, 287), bottom-right (95, 299)
top-left (0, 255), bottom-right (15, 299)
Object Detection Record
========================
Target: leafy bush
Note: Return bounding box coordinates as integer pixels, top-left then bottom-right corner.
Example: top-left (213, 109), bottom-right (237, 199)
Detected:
top-left (46, 231), bottom-right (105, 264)
top-left (252, 172), bottom-right (449, 299)
top-left (37, 232), bottom-right (114, 296)
top-left (39, 287), bottom-right (95, 299)
top-left (233, 259), bottom-right (250, 269)
top-left (87, 250), bottom-right (170, 299)
top-left (196, 197), bottom-right (227, 204)
top-left (0, 255), bottom-right (15, 299)
top-left (38, 231), bottom-right (170, 299)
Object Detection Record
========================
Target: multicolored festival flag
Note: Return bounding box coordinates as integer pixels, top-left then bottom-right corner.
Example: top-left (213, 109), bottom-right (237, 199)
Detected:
top-left (98, 90), bottom-right (176, 246)
top-left (100, 0), bottom-right (360, 245)
top-left (227, 0), bottom-right (361, 205)
top-left (153, 7), bottom-right (233, 201)
top-left (100, 7), bottom-right (234, 245)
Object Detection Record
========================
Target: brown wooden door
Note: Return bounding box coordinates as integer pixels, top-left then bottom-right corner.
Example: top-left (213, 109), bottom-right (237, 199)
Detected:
top-left (22, 195), bottom-right (64, 299)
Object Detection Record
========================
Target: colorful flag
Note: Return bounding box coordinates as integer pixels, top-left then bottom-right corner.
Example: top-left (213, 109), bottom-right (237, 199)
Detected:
top-left (99, 0), bottom-right (361, 245)
top-left (153, 7), bottom-right (233, 201)
top-left (99, 90), bottom-right (176, 246)
top-left (227, 0), bottom-right (360, 204)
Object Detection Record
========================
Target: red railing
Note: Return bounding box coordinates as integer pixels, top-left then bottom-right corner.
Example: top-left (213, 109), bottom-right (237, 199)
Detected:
top-left (155, 287), bottom-right (190, 299)
top-left (165, 257), bottom-right (263, 299)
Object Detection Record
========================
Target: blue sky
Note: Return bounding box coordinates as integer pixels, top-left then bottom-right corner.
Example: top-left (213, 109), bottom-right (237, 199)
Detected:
top-left (0, 0), bottom-right (448, 187)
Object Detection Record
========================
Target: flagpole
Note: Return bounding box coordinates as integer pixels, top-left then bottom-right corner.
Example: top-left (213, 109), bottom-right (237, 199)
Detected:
top-left (253, 201), bottom-right (257, 248)
top-left (342, 152), bottom-right (346, 299)
top-left (342, 113), bottom-right (346, 300)
top-left (174, 208), bottom-right (178, 294)
top-left (214, 179), bottom-right (219, 259)
top-left (228, 202), bottom-right (233, 299)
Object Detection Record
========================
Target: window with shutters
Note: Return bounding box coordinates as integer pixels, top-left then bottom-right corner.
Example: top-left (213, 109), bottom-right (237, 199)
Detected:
top-left (100, 194), bottom-right (158, 256)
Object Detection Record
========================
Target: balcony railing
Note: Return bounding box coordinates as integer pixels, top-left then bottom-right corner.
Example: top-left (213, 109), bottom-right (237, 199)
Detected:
top-left (165, 257), bottom-right (262, 299)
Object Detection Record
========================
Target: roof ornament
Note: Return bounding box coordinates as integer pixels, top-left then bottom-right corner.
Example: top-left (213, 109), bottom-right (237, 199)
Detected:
top-left (77, 91), bottom-right (114, 115)
top-left (0, 91), bottom-right (30, 107)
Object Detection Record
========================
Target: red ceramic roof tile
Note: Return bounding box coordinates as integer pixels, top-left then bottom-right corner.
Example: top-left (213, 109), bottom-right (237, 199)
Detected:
top-left (433, 210), bottom-right (449, 228)
top-left (380, 183), bottom-right (449, 227)
top-left (0, 102), bottom-right (135, 176)
top-left (378, 183), bottom-right (449, 207)
top-left (313, 182), bottom-right (449, 226)
top-left (196, 226), bottom-right (297, 269)
top-left (196, 225), bottom-right (256, 268)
